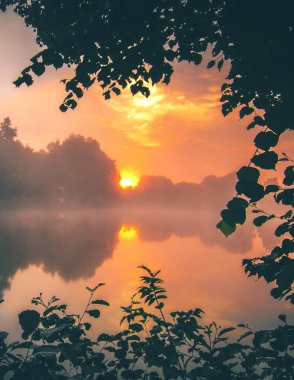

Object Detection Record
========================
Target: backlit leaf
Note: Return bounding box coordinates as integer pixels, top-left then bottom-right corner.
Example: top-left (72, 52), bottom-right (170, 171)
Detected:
top-left (216, 220), bottom-right (236, 237)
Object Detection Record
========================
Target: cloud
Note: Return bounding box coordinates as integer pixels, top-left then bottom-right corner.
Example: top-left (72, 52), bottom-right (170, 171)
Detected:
top-left (105, 64), bottom-right (225, 148)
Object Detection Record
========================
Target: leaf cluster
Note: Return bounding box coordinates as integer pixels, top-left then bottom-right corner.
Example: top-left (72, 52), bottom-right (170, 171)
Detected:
top-left (218, 161), bottom-right (293, 303)
top-left (0, 266), bottom-right (293, 379)
top-left (243, 206), bottom-right (294, 305)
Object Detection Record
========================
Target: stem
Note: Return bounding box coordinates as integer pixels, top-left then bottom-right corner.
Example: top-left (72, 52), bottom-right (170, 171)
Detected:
top-left (151, 287), bottom-right (187, 380)
top-left (98, 343), bottom-right (107, 353)
top-left (250, 204), bottom-right (286, 220)
top-left (20, 335), bottom-right (34, 368)
top-left (143, 320), bottom-right (151, 337)
top-left (78, 291), bottom-right (94, 326)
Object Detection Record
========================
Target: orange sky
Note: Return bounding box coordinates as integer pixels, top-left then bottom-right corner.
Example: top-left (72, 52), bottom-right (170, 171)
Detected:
top-left (0, 10), bottom-right (293, 183)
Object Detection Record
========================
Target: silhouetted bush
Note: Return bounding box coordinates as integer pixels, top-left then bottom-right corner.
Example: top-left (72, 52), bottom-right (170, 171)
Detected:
top-left (1, 267), bottom-right (293, 379)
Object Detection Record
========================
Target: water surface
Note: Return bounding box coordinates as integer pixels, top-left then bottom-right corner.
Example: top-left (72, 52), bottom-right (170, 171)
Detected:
top-left (0, 209), bottom-right (292, 338)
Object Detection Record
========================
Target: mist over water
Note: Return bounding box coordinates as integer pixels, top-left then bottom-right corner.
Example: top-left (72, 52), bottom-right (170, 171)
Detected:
top-left (0, 120), bottom-right (292, 339)
top-left (1, 207), bottom-right (293, 339)
top-left (0, 206), bottom-right (259, 298)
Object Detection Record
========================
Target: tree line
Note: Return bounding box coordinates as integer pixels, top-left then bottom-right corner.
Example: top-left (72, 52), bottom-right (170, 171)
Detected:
top-left (0, 118), bottom-right (119, 207)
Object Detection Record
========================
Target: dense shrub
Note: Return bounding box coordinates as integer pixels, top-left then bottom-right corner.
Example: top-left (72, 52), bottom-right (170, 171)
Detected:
top-left (1, 267), bottom-right (293, 379)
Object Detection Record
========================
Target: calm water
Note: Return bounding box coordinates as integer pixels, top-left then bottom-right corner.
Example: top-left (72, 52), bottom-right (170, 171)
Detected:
top-left (0, 209), bottom-right (292, 339)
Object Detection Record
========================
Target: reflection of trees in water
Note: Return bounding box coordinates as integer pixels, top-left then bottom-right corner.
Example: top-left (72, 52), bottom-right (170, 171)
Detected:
top-left (0, 212), bottom-right (120, 297)
top-left (0, 209), bottom-right (267, 298)
top-left (121, 209), bottom-right (256, 253)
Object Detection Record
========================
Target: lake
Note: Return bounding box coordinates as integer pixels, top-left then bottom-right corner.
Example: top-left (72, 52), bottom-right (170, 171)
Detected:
top-left (0, 208), bottom-right (292, 339)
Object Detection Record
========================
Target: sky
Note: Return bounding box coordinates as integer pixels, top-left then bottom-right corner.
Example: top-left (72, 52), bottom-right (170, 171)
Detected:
top-left (0, 9), bottom-right (293, 184)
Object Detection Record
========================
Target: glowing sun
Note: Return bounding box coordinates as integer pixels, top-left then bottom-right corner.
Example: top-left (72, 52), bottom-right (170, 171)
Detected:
top-left (118, 225), bottom-right (138, 240)
top-left (119, 171), bottom-right (140, 189)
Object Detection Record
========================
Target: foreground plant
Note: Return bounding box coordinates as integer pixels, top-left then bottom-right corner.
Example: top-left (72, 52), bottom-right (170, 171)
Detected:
top-left (0, 266), bottom-right (293, 379)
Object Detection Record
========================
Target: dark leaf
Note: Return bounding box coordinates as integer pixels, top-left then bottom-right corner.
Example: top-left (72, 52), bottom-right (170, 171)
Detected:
top-left (221, 101), bottom-right (233, 116)
top-left (217, 59), bottom-right (224, 71)
top-left (129, 323), bottom-right (144, 332)
top-left (275, 222), bottom-right (289, 237)
top-left (218, 327), bottom-right (236, 337)
top-left (254, 116), bottom-right (266, 126)
top-left (34, 344), bottom-right (59, 357)
top-left (278, 314), bottom-right (287, 324)
top-left (0, 331), bottom-right (8, 341)
top-left (265, 184), bottom-right (280, 194)
top-left (235, 181), bottom-right (264, 202)
top-left (14, 341), bottom-right (37, 349)
top-left (237, 331), bottom-right (253, 342)
top-left (66, 99), bottom-right (77, 110)
top-left (207, 60), bottom-right (215, 69)
top-left (254, 131), bottom-right (279, 151)
top-left (271, 287), bottom-right (283, 299)
top-left (31, 62), bottom-right (46, 76)
top-left (97, 333), bottom-right (113, 342)
top-left (18, 310), bottom-right (40, 335)
top-left (221, 208), bottom-right (246, 225)
top-left (193, 53), bottom-right (202, 65)
top-left (253, 330), bottom-right (271, 347)
top-left (227, 197), bottom-right (248, 210)
top-left (59, 104), bottom-right (68, 112)
top-left (86, 310), bottom-right (101, 318)
top-left (237, 166), bottom-right (260, 183)
top-left (276, 189), bottom-right (294, 206)
top-left (283, 166), bottom-right (294, 186)
top-left (253, 215), bottom-right (273, 227)
top-left (91, 299), bottom-right (109, 306)
top-left (240, 106), bottom-right (254, 118)
top-left (251, 151), bottom-right (278, 170)
top-left (84, 322), bottom-right (91, 330)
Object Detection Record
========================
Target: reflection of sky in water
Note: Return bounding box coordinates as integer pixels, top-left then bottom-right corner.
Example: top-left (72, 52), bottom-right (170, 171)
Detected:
top-left (0, 210), bottom-right (293, 340)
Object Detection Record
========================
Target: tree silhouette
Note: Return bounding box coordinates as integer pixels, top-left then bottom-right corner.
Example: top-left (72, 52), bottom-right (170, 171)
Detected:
top-left (1, 1), bottom-right (293, 302)
top-left (0, 117), bottom-right (17, 141)
top-left (0, 119), bottom-right (120, 207)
